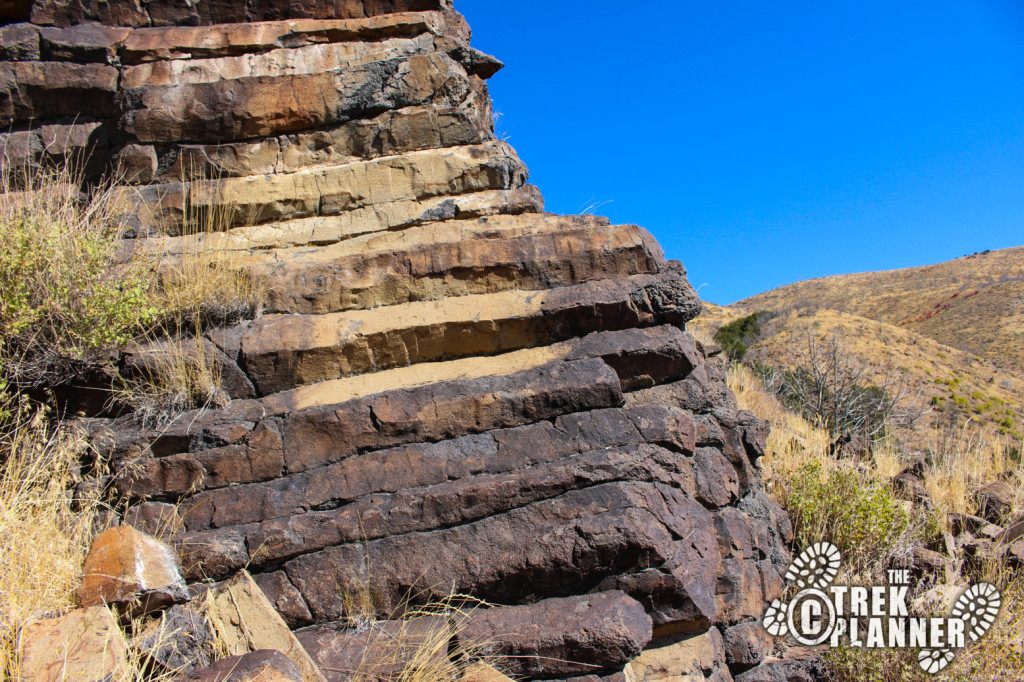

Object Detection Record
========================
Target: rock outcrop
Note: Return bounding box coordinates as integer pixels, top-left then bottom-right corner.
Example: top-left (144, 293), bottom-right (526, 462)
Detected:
top-left (2, 2), bottom-right (793, 679)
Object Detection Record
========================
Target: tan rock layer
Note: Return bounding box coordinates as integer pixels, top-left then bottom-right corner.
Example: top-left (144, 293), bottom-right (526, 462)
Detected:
top-left (127, 141), bottom-right (526, 233)
top-left (253, 215), bottom-right (652, 315)
top-left (239, 270), bottom-right (698, 394)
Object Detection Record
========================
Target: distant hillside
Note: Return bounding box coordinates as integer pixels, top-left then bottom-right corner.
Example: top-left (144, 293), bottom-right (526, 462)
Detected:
top-left (736, 246), bottom-right (1024, 374)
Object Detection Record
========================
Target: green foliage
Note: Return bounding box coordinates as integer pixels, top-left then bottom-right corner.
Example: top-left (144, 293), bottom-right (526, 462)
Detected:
top-left (823, 647), bottom-right (926, 682)
top-left (713, 311), bottom-right (775, 362)
top-left (0, 180), bottom-right (160, 387)
top-left (779, 460), bottom-right (927, 576)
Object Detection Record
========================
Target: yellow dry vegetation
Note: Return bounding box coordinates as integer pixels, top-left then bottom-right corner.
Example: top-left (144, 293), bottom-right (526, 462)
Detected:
top-left (724, 359), bottom-right (1024, 681)
top-left (0, 408), bottom-right (183, 681)
top-left (736, 246), bottom-right (1024, 374)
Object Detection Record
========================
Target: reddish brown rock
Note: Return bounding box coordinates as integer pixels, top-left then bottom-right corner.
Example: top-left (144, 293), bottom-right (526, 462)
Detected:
top-left (453, 592), bottom-right (651, 679)
top-left (296, 617), bottom-right (448, 682)
top-left (31, 0), bottom-right (451, 27)
top-left (0, 61), bottom-right (117, 123)
top-left (723, 621), bottom-right (773, 671)
top-left (122, 500), bottom-right (183, 539)
top-left (120, 52), bottom-right (473, 144)
top-left (78, 525), bottom-right (188, 614)
top-left (181, 649), bottom-right (305, 682)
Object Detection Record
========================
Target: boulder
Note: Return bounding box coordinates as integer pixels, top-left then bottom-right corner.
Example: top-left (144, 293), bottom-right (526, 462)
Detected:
top-left (139, 604), bottom-right (213, 673)
top-left (910, 547), bottom-right (953, 582)
top-left (203, 571), bottom-right (326, 682)
top-left (626, 628), bottom-right (730, 682)
top-left (456, 592), bottom-right (652, 679)
top-left (733, 647), bottom-right (822, 682)
top-left (18, 606), bottom-right (129, 682)
top-left (999, 515), bottom-right (1024, 546)
top-left (722, 621), bottom-right (773, 671)
top-left (976, 481), bottom-right (1015, 523)
top-left (296, 617), bottom-right (449, 682)
top-left (78, 525), bottom-right (188, 614)
top-left (181, 649), bottom-right (305, 682)
top-left (828, 432), bottom-right (871, 459)
top-left (892, 469), bottom-right (931, 507)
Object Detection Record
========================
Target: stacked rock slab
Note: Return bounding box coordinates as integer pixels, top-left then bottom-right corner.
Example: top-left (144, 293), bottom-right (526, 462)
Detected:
top-left (1, 2), bottom-right (794, 680)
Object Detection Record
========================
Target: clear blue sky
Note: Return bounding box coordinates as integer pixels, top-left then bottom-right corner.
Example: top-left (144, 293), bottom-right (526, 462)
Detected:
top-left (456, 0), bottom-right (1024, 304)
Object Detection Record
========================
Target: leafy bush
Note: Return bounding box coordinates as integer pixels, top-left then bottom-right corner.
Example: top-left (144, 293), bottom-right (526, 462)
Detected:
top-left (0, 169), bottom-right (159, 387)
top-left (778, 460), bottom-right (930, 577)
top-left (713, 311), bottom-right (775, 361)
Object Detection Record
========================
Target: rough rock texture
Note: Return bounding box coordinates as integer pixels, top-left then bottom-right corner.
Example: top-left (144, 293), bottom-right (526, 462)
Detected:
top-left (139, 604), bottom-right (215, 674)
top-left (626, 629), bottom-right (732, 682)
top-left (456, 592), bottom-right (652, 678)
top-left (78, 525), bottom-right (188, 614)
top-left (204, 571), bottom-right (326, 682)
top-left (296, 616), bottom-right (449, 682)
top-left (18, 606), bottom-right (130, 682)
top-left (182, 650), bottom-right (305, 682)
top-left (3, 3), bottom-right (793, 679)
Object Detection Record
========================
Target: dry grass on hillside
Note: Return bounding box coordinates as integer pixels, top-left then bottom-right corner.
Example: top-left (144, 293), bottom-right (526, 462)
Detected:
top-left (695, 305), bottom-right (1024, 445)
top-left (751, 308), bottom-right (1023, 441)
top-left (735, 246), bottom-right (1024, 373)
top-left (726, 362), bottom-right (1024, 681)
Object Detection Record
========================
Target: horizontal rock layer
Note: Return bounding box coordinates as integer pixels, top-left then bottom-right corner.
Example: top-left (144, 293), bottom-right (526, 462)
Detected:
top-left (6, 3), bottom-right (794, 680)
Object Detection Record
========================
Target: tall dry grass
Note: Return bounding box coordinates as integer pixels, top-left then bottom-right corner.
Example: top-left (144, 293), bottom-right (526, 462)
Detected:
top-left (0, 410), bottom-right (99, 648)
top-left (113, 324), bottom-right (229, 426)
top-left (347, 592), bottom-right (501, 682)
top-left (725, 360), bottom-right (1024, 680)
top-left (148, 168), bottom-right (267, 332)
top-left (0, 406), bottom-right (174, 678)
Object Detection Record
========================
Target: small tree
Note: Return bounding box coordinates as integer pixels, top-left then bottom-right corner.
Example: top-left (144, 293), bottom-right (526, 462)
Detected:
top-left (761, 329), bottom-right (923, 439)
top-left (714, 311), bottom-right (775, 362)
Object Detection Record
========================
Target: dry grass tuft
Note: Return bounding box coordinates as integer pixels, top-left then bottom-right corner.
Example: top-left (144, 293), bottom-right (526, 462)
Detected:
top-left (113, 324), bottom-right (229, 425)
top-left (0, 409), bottom-right (99, 645)
top-left (346, 590), bottom-right (501, 682)
top-left (152, 234), bottom-right (266, 332)
top-left (148, 169), bottom-right (267, 333)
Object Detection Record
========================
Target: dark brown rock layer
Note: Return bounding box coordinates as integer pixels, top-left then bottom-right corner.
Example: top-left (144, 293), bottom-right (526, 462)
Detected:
top-left (3, 3), bottom-right (793, 680)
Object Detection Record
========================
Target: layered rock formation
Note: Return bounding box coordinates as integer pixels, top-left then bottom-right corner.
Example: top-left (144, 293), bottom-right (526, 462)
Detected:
top-left (1, 2), bottom-right (793, 679)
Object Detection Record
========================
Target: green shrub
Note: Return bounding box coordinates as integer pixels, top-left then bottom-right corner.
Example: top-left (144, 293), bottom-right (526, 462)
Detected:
top-left (0, 172), bottom-right (159, 387)
top-left (713, 311), bottom-right (775, 362)
top-left (779, 460), bottom-right (929, 577)
top-left (823, 646), bottom-right (926, 682)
